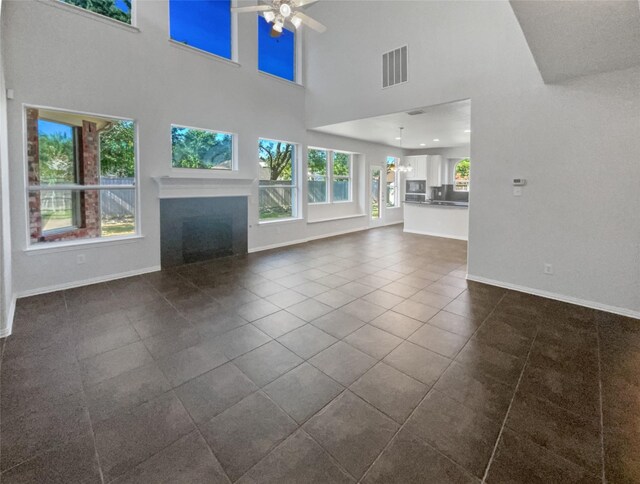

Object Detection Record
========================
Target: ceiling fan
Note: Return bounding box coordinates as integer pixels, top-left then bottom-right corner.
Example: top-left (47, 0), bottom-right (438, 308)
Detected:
top-left (232, 0), bottom-right (327, 38)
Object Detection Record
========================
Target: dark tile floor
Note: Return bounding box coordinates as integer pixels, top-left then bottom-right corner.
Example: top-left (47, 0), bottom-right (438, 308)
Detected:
top-left (1, 226), bottom-right (639, 483)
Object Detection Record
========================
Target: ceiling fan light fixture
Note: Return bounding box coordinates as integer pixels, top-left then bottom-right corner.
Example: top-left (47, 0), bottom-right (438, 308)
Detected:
top-left (279, 3), bottom-right (292, 18)
top-left (263, 10), bottom-right (276, 23)
top-left (291, 15), bottom-right (302, 29)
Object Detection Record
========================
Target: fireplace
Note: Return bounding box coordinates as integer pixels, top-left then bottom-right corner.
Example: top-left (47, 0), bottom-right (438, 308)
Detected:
top-left (160, 196), bottom-right (248, 267)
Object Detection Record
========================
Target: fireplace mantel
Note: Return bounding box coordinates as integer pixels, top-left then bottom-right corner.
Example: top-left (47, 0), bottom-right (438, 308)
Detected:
top-left (153, 176), bottom-right (255, 199)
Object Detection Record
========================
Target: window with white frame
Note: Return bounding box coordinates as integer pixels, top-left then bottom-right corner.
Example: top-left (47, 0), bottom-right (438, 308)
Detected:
top-left (307, 148), bottom-right (328, 203)
top-left (454, 158), bottom-right (470, 192)
top-left (171, 125), bottom-right (233, 170)
top-left (332, 151), bottom-right (352, 202)
top-left (307, 148), bottom-right (352, 204)
top-left (386, 156), bottom-right (399, 207)
top-left (27, 107), bottom-right (137, 244)
top-left (61, 0), bottom-right (133, 24)
top-left (259, 139), bottom-right (297, 221)
top-left (169, 0), bottom-right (232, 59)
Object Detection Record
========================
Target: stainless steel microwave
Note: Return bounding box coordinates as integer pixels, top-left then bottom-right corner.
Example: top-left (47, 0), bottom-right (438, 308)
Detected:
top-left (406, 180), bottom-right (426, 194)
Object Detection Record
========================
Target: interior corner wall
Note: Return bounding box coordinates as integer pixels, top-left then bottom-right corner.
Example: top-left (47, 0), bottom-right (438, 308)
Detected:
top-left (304, 0), bottom-right (640, 317)
top-left (0, 0), bottom-right (14, 337)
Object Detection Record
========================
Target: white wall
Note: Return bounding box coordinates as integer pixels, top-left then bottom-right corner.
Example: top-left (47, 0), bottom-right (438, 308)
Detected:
top-left (0, 0), bottom-right (14, 337)
top-left (304, 1), bottom-right (640, 317)
top-left (1, 0), bottom-right (403, 322)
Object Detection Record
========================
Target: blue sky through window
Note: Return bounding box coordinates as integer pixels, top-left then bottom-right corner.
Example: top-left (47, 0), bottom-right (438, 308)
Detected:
top-left (114, 0), bottom-right (129, 13)
top-left (258, 16), bottom-right (295, 82)
top-left (170, 0), bottom-right (232, 59)
top-left (38, 119), bottom-right (73, 138)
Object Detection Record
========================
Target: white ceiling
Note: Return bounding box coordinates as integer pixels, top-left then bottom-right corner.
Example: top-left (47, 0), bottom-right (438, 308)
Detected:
top-left (510, 0), bottom-right (640, 83)
top-left (311, 99), bottom-right (471, 150)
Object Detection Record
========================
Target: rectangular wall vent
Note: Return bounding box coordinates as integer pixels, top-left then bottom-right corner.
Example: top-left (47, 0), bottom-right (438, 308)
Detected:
top-left (406, 109), bottom-right (425, 116)
top-left (382, 45), bottom-right (408, 88)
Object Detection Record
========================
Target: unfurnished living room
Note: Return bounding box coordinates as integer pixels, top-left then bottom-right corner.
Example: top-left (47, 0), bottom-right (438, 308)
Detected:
top-left (0, 0), bottom-right (639, 482)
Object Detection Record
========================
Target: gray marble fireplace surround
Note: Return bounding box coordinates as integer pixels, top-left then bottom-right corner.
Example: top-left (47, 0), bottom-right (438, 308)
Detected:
top-left (160, 196), bottom-right (248, 267)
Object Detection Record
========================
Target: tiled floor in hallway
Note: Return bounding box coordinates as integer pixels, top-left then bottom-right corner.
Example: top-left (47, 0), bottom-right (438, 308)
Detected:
top-left (1, 226), bottom-right (638, 483)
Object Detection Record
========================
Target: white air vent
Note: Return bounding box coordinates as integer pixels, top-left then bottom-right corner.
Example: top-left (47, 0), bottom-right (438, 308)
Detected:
top-left (382, 45), bottom-right (408, 88)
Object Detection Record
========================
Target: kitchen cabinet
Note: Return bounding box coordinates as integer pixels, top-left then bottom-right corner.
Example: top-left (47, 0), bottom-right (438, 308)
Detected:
top-left (405, 156), bottom-right (427, 180)
top-left (427, 155), bottom-right (443, 187)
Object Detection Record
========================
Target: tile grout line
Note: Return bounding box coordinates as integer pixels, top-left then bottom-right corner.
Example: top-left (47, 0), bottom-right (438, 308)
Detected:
top-left (63, 291), bottom-right (107, 484)
top-left (480, 326), bottom-right (539, 483)
top-left (358, 291), bottom-right (509, 483)
top-left (595, 320), bottom-right (607, 484)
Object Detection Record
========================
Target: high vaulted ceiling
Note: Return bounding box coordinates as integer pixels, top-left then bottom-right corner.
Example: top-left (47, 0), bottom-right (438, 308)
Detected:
top-left (311, 100), bottom-right (470, 150)
top-left (510, 0), bottom-right (640, 83)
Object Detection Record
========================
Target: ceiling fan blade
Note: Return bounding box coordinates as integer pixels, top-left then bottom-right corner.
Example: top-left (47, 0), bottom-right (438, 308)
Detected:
top-left (295, 0), bottom-right (319, 7)
top-left (295, 12), bottom-right (327, 32)
top-left (231, 5), bottom-right (272, 13)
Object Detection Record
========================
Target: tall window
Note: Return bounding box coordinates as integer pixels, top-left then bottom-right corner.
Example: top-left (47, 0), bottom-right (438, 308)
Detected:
top-left (258, 16), bottom-right (295, 82)
top-left (454, 158), bottom-right (470, 192)
top-left (171, 125), bottom-right (233, 170)
top-left (332, 151), bottom-right (351, 202)
top-left (307, 149), bottom-right (328, 204)
top-left (386, 156), bottom-right (399, 207)
top-left (259, 139), bottom-right (297, 221)
top-left (170, 0), bottom-right (232, 59)
top-left (62, 0), bottom-right (132, 23)
top-left (27, 107), bottom-right (137, 244)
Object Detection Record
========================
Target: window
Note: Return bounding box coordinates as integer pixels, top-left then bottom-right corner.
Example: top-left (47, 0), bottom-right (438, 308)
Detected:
top-left (332, 151), bottom-right (351, 202)
top-left (258, 16), bottom-right (295, 82)
top-left (454, 158), bottom-right (470, 192)
top-left (307, 149), bottom-right (352, 204)
top-left (307, 149), bottom-right (328, 204)
top-left (386, 156), bottom-right (399, 207)
top-left (170, 0), bottom-right (232, 59)
top-left (259, 139), bottom-right (297, 221)
top-left (61, 0), bottom-right (132, 24)
top-left (171, 125), bottom-right (233, 170)
top-left (27, 107), bottom-right (137, 244)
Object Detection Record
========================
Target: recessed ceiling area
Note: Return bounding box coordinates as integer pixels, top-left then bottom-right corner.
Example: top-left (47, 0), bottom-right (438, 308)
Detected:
top-left (311, 99), bottom-right (470, 150)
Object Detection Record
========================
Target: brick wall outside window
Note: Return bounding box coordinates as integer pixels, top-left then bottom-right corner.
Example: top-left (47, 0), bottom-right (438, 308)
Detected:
top-left (27, 108), bottom-right (101, 243)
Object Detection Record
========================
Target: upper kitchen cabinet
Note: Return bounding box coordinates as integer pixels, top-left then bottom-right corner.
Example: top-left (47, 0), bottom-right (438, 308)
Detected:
top-left (427, 155), bottom-right (443, 186)
top-left (405, 156), bottom-right (427, 180)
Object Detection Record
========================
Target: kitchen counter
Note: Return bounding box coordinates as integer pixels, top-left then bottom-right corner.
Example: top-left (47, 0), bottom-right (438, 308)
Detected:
top-left (403, 201), bottom-right (468, 240)
top-left (404, 200), bottom-right (468, 208)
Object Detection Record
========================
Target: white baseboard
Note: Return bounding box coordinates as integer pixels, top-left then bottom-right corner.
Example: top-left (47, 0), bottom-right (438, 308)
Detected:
top-left (249, 226), bottom-right (369, 253)
top-left (249, 221), bottom-right (403, 254)
top-left (15, 265), bottom-right (162, 299)
top-left (466, 274), bottom-right (640, 320)
top-left (403, 228), bottom-right (468, 241)
top-left (0, 295), bottom-right (17, 338)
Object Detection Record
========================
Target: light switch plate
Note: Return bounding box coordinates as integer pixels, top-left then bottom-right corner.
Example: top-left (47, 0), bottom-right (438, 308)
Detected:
top-left (513, 187), bottom-right (522, 196)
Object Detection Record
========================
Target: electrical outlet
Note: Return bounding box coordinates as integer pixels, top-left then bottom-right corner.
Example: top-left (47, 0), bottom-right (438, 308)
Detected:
top-left (77, 254), bottom-right (86, 265)
top-left (544, 263), bottom-right (553, 275)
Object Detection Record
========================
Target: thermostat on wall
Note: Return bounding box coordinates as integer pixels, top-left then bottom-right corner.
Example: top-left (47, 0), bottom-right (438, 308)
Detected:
top-left (512, 178), bottom-right (527, 186)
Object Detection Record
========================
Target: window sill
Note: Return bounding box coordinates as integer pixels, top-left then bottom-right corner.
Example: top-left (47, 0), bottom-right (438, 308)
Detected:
top-left (24, 235), bottom-right (144, 255)
top-left (258, 71), bottom-right (304, 89)
top-left (258, 217), bottom-right (304, 226)
top-left (169, 40), bottom-right (241, 68)
top-left (307, 214), bottom-right (366, 224)
top-left (39, 0), bottom-right (140, 33)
